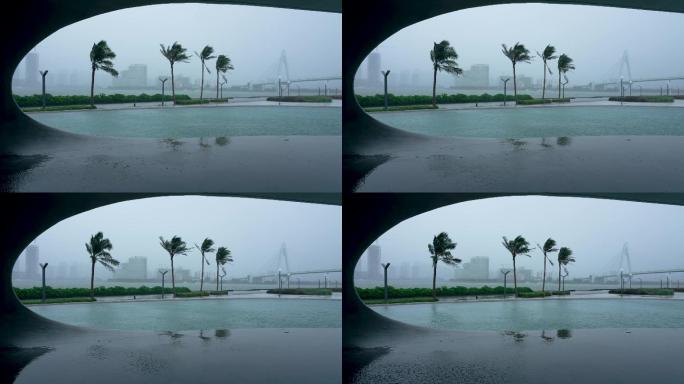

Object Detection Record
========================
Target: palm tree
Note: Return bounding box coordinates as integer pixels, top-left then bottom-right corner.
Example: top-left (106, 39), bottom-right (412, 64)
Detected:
top-left (557, 54), bottom-right (575, 99)
top-left (427, 232), bottom-right (461, 299)
top-left (501, 235), bottom-right (533, 295)
top-left (195, 238), bottom-right (215, 293)
top-left (557, 247), bottom-right (575, 292)
top-left (215, 246), bottom-right (233, 291)
top-left (501, 42), bottom-right (532, 103)
top-left (159, 236), bottom-right (191, 296)
top-left (160, 42), bottom-right (191, 104)
top-left (85, 232), bottom-right (118, 298)
top-left (195, 45), bottom-right (216, 101)
top-left (215, 55), bottom-right (234, 100)
top-left (537, 238), bottom-right (558, 293)
top-left (536, 45), bottom-right (557, 100)
top-left (89, 41), bottom-right (118, 107)
top-left (430, 41), bottom-right (463, 108)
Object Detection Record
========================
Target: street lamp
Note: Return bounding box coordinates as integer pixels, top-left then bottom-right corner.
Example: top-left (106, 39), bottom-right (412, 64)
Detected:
top-left (381, 263), bottom-right (391, 303)
top-left (278, 269), bottom-right (282, 290)
top-left (324, 273), bottom-right (328, 289)
top-left (501, 78), bottom-right (511, 106)
top-left (381, 70), bottom-right (391, 111)
top-left (502, 270), bottom-right (511, 299)
top-left (39, 263), bottom-right (48, 303)
top-left (159, 77), bottom-right (168, 107)
top-left (39, 70), bottom-right (48, 110)
top-left (160, 270), bottom-right (168, 299)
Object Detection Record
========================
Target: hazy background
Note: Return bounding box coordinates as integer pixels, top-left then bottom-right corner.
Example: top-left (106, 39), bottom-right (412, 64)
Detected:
top-left (13, 3), bottom-right (341, 95)
top-left (13, 196), bottom-right (341, 285)
top-left (359, 196), bottom-right (684, 282)
top-left (356, 3), bottom-right (684, 94)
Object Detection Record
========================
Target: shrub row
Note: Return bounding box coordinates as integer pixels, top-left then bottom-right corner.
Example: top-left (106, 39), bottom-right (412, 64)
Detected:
top-left (22, 297), bottom-right (97, 304)
top-left (266, 96), bottom-right (332, 103)
top-left (608, 288), bottom-right (674, 295)
top-left (267, 288), bottom-right (333, 296)
top-left (365, 297), bottom-right (438, 304)
top-left (356, 286), bottom-right (532, 300)
top-left (517, 291), bottom-right (553, 298)
top-left (13, 93), bottom-right (192, 107)
top-left (175, 291), bottom-right (211, 298)
top-left (608, 96), bottom-right (674, 103)
top-left (516, 98), bottom-right (570, 105)
top-left (355, 93), bottom-right (533, 108)
top-left (365, 105), bottom-right (438, 112)
top-left (14, 285), bottom-right (191, 300)
top-left (22, 104), bottom-right (96, 112)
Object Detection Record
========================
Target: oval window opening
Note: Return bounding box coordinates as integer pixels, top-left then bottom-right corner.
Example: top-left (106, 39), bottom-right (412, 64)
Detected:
top-left (355, 195), bottom-right (684, 333)
top-left (12, 3), bottom-right (341, 139)
top-left (13, 195), bottom-right (341, 331)
top-left (354, 3), bottom-right (684, 139)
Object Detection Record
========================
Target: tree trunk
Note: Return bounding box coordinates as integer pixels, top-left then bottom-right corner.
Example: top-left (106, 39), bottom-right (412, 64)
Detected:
top-left (542, 62), bottom-right (546, 100)
top-left (512, 64), bottom-right (518, 104)
top-left (513, 255), bottom-right (518, 296)
top-left (432, 260), bottom-right (437, 299)
top-left (90, 259), bottom-right (95, 299)
top-left (171, 256), bottom-right (176, 297)
top-left (171, 64), bottom-right (176, 105)
top-left (558, 265), bottom-right (562, 292)
top-left (542, 253), bottom-right (547, 293)
top-left (90, 67), bottom-right (96, 107)
top-left (432, 66), bottom-right (437, 107)
top-left (200, 60), bottom-right (204, 101)
top-left (200, 252), bottom-right (205, 293)
top-left (216, 264), bottom-right (220, 291)
top-left (558, 72), bottom-right (561, 99)
top-left (216, 72), bottom-right (220, 100)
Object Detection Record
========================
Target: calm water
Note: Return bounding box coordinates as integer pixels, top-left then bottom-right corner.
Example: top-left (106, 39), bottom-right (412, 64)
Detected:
top-left (371, 106), bottom-right (684, 138)
top-left (30, 298), bottom-right (341, 330)
top-left (374, 298), bottom-right (684, 331)
top-left (28, 105), bottom-right (341, 138)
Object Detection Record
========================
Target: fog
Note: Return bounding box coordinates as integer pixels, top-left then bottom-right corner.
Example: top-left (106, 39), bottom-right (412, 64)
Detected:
top-left (13, 3), bottom-right (340, 92)
top-left (361, 196), bottom-right (684, 281)
top-left (358, 3), bottom-right (684, 91)
top-left (14, 196), bottom-right (341, 281)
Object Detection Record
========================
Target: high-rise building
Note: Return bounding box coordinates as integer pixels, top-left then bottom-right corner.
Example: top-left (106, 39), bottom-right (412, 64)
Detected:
top-left (25, 52), bottom-right (39, 87)
top-left (457, 64), bottom-right (490, 88)
top-left (114, 256), bottom-right (148, 281)
top-left (367, 244), bottom-right (381, 280)
top-left (25, 244), bottom-right (39, 279)
top-left (112, 64), bottom-right (148, 88)
top-left (367, 52), bottom-right (381, 86)
top-left (454, 256), bottom-right (489, 281)
top-left (174, 267), bottom-right (192, 282)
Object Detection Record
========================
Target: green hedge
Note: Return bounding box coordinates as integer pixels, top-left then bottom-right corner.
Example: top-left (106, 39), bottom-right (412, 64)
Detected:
top-left (608, 96), bottom-right (674, 103)
top-left (266, 96), bottom-right (332, 103)
top-left (365, 105), bottom-right (438, 112)
top-left (517, 291), bottom-right (553, 298)
top-left (267, 288), bottom-right (333, 296)
top-left (22, 105), bottom-right (96, 112)
top-left (355, 93), bottom-right (533, 108)
top-left (22, 297), bottom-right (97, 304)
top-left (608, 288), bottom-right (674, 295)
top-left (14, 285), bottom-right (190, 300)
top-left (517, 98), bottom-right (570, 105)
top-left (356, 285), bottom-right (531, 300)
top-left (175, 291), bottom-right (211, 298)
top-left (13, 93), bottom-right (192, 107)
top-left (365, 297), bottom-right (438, 304)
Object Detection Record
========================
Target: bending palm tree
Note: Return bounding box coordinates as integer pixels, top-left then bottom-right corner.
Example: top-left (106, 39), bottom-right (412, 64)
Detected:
top-left (215, 246), bottom-right (233, 291)
top-left (195, 45), bottom-right (216, 101)
top-left (557, 247), bottom-right (575, 292)
top-left (501, 42), bottom-right (532, 104)
top-left (557, 54), bottom-right (575, 99)
top-left (85, 232), bottom-right (118, 298)
top-left (159, 236), bottom-right (191, 297)
top-left (195, 238), bottom-right (215, 293)
top-left (215, 55), bottom-right (234, 100)
top-left (428, 232), bottom-right (461, 299)
top-left (537, 238), bottom-right (558, 293)
top-left (430, 41), bottom-right (463, 108)
top-left (89, 41), bottom-right (118, 107)
top-left (502, 235), bottom-right (533, 295)
top-left (536, 45), bottom-right (557, 100)
top-left (160, 42), bottom-right (191, 104)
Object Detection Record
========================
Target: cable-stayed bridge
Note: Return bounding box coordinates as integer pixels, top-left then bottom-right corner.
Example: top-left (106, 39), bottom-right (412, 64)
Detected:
top-left (595, 243), bottom-right (684, 286)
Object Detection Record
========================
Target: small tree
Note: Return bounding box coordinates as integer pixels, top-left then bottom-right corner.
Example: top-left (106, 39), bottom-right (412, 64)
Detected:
top-left (537, 238), bottom-right (558, 293)
top-left (215, 55), bottom-right (234, 100)
top-left (195, 238), bottom-right (215, 293)
top-left (159, 235), bottom-right (191, 296)
top-left (85, 232), bottom-right (118, 298)
top-left (557, 247), bottom-right (575, 292)
top-left (502, 42), bottom-right (532, 103)
top-left (502, 235), bottom-right (533, 295)
top-left (427, 232), bottom-right (461, 299)
top-left (89, 41), bottom-right (118, 107)
top-left (430, 41), bottom-right (463, 107)
top-left (215, 246), bottom-right (233, 291)
top-left (160, 42), bottom-right (191, 104)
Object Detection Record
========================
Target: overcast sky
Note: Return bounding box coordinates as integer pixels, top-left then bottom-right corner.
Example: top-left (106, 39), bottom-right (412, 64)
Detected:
top-left (363, 3), bottom-right (684, 86)
top-left (364, 196), bottom-right (684, 279)
top-left (15, 196), bottom-right (341, 278)
top-left (17, 4), bottom-right (340, 85)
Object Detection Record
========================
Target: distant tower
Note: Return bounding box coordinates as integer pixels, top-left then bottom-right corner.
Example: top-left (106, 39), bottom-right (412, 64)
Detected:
top-left (25, 52), bottom-right (39, 87)
top-left (275, 243), bottom-right (290, 274)
top-left (367, 244), bottom-right (381, 280)
top-left (277, 50), bottom-right (290, 83)
top-left (25, 243), bottom-right (39, 279)
top-left (367, 52), bottom-right (381, 86)
top-left (618, 51), bottom-right (632, 82)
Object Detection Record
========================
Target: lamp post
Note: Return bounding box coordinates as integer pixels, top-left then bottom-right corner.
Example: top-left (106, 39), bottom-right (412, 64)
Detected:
top-left (381, 263), bottom-right (391, 303)
top-left (287, 273), bottom-right (290, 289)
top-left (620, 269), bottom-right (624, 291)
top-left (381, 70), bottom-right (391, 111)
top-left (39, 263), bottom-right (48, 303)
top-left (39, 70), bottom-right (48, 110)
top-left (159, 77), bottom-right (168, 107)
top-left (502, 270), bottom-right (511, 299)
top-left (160, 270), bottom-right (168, 299)
top-left (629, 81), bottom-right (633, 97)
top-left (278, 269), bottom-right (282, 290)
top-left (324, 273), bottom-right (328, 289)
top-left (620, 77), bottom-right (624, 105)
top-left (501, 78), bottom-right (511, 106)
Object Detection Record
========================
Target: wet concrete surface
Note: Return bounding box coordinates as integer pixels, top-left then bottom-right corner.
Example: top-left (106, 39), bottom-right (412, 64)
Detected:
top-left (351, 135), bottom-right (684, 192)
top-left (5, 327), bottom-right (341, 384)
top-left (345, 327), bottom-right (684, 383)
top-left (1, 134), bottom-right (340, 192)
